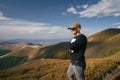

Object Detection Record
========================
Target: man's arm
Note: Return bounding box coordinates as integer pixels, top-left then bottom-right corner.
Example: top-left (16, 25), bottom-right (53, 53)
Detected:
top-left (69, 37), bottom-right (84, 50)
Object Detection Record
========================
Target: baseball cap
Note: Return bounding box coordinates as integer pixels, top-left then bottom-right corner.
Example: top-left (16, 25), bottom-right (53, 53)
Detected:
top-left (68, 22), bottom-right (81, 29)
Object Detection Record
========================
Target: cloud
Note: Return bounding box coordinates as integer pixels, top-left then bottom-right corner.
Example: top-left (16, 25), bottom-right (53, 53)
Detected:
top-left (0, 11), bottom-right (10, 20)
top-left (0, 20), bottom-right (71, 39)
top-left (66, 0), bottom-right (120, 18)
top-left (76, 5), bottom-right (81, 9)
top-left (79, 0), bottom-right (120, 17)
top-left (82, 4), bottom-right (89, 9)
top-left (67, 6), bottom-right (78, 14)
top-left (62, 12), bottom-right (67, 16)
top-left (0, 11), bottom-right (71, 39)
top-left (0, 11), bottom-right (98, 40)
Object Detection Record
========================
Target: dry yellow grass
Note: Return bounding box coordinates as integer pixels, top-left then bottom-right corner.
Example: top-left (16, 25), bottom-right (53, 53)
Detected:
top-left (0, 58), bottom-right (118, 80)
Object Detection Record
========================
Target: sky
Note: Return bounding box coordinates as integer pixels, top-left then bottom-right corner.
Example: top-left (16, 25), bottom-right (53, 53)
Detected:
top-left (0, 0), bottom-right (120, 40)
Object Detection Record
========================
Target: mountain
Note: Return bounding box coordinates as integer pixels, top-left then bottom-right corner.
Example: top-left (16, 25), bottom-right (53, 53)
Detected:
top-left (0, 28), bottom-right (120, 70)
top-left (0, 42), bottom-right (44, 70)
top-left (4, 39), bottom-right (70, 45)
top-left (34, 28), bottom-right (120, 59)
top-left (34, 42), bottom-right (70, 59)
top-left (88, 28), bottom-right (120, 42)
top-left (86, 28), bottom-right (120, 58)
top-left (0, 28), bottom-right (120, 80)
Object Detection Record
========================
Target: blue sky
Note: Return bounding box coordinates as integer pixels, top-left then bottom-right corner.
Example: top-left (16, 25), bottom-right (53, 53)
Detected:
top-left (0, 0), bottom-right (120, 40)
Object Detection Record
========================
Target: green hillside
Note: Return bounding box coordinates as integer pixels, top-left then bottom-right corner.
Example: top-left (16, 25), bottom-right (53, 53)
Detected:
top-left (0, 43), bottom-right (43, 70)
top-left (0, 49), bottom-right (12, 56)
top-left (0, 56), bottom-right (27, 70)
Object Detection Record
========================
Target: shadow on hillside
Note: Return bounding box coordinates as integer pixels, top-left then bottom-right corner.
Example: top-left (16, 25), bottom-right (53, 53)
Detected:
top-left (0, 49), bottom-right (12, 56)
top-left (0, 56), bottom-right (27, 70)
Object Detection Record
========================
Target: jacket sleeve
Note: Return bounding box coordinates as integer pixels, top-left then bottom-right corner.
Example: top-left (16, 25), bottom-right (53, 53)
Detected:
top-left (69, 36), bottom-right (86, 50)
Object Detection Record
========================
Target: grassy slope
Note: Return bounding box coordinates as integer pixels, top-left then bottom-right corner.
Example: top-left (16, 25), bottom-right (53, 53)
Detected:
top-left (107, 51), bottom-right (120, 62)
top-left (85, 28), bottom-right (120, 58)
top-left (35, 42), bottom-right (70, 59)
top-left (0, 43), bottom-right (43, 70)
top-left (0, 58), bottom-right (118, 80)
top-left (0, 49), bottom-right (12, 56)
top-left (0, 56), bottom-right (27, 70)
top-left (35, 28), bottom-right (120, 59)
top-left (88, 28), bottom-right (120, 42)
top-left (0, 28), bottom-right (119, 72)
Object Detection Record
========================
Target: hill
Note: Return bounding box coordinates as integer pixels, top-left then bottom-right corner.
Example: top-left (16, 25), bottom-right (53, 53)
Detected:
top-left (86, 28), bottom-right (120, 58)
top-left (0, 28), bottom-right (120, 70)
top-left (0, 58), bottom-right (118, 80)
top-left (34, 42), bottom-right (70, 59)
top-left (34, 28), bottom-right (120, 59)
top-left (88, 28), bottom-right (120, 42)
top-left (0, 28), bottom-right (120, 79)
top-left (0, 42), bottom-right (44, 70)
top-left (0, 42), bottom-right (44, 59)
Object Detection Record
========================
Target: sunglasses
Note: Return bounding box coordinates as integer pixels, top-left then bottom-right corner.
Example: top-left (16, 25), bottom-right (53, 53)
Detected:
top-left (70, 28), bottom-right (76, 30)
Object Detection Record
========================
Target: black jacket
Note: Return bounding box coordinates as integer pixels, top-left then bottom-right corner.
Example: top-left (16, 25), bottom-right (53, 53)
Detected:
top-left (69, 34), bottom-right (87, 68)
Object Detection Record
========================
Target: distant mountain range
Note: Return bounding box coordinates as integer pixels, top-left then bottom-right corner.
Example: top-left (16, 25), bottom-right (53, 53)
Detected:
top-left (0, 28), bottom-right (120, 70)
top-left (0, 38), bottom-right (70, 46)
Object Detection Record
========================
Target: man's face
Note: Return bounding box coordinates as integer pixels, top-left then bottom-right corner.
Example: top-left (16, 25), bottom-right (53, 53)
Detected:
top-left (70, 27), bottom-right (80, 35)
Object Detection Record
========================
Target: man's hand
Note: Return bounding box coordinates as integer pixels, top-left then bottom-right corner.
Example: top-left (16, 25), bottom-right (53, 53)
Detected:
top-left (68, 49), bottom-right (74, 53)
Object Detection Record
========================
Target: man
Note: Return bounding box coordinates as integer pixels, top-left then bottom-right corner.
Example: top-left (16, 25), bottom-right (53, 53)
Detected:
top-left (67, 22), bottom-right (87, 80)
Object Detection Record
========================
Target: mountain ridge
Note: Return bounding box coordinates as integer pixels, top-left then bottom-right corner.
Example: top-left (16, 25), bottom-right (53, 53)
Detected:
top-left (0, 28), bottom-right (120, 80)
top-left (0, 28), bottom-right (120, 70)
top-left (86, 28), bottom-right (120, 58)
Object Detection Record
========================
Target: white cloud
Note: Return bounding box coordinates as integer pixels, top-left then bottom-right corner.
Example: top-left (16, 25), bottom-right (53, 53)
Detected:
top-left (66, 0), bottom-right (120, 18)
top-left (76, 5), bottom-right (81, 9)
top-left (62, 12), bottom-right (67, 16)
top-left (0, 11), bottom-right (10, 20)
top-left (80, 0), bottom-right (120, 17)
top-left (0, 11), bottom-right (71, 39)
top-left (0, 20), bottom-right (71, 39)
top-left (0, 11), bottom-right (99, 40)
top-left (67, 6), bottom-right (78, 14)
top-left (82, 4), bottom-right (89, 9)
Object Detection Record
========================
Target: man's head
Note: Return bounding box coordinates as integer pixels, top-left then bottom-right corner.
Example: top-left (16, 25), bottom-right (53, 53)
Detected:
top-left (68, 22), bottom-right (81, 36)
